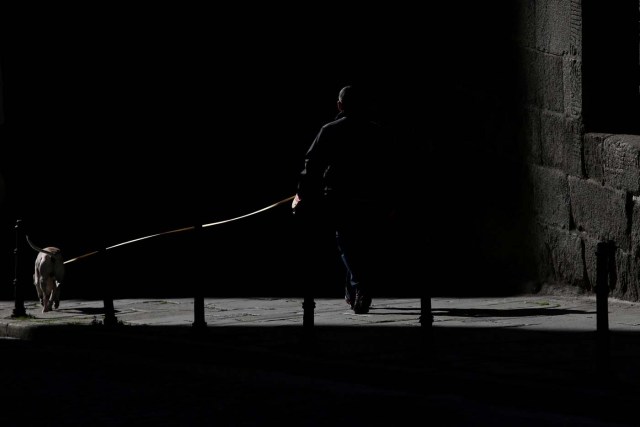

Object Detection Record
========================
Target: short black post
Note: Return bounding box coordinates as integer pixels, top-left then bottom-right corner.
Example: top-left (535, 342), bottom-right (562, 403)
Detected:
top-left (192, 223), bottom-right (207, 330)
top-left (11, 219), bottom-right (26, 318)
top-left (302, 296), bottom-right (315, 328)
top-left (595, 240), bottom-right (611, 375)
top-left (302, 295), bottom-right (315, 330)
top-left (420, 294), bottom-right (433, 345)
top-left (100, 249), bottom-right (118, 327)
top-left (292, 203), bottom-right (320, 343)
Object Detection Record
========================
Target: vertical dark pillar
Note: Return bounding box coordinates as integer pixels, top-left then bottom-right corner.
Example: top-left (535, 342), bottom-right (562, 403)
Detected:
top-left (101, 249), bottom-right (118, 327)
top-left (420, 294), bottom-right (433, 342)
top-left (291, 200), bottom-right (316, 337)
top-left (595, 240), bottom-right (612, 375)
top-left (302, 295), bottom-right (315, 333)
top-left (11, 219), bottom-right (26, 317)
top-left (192, 223), bottom-right (207, 330)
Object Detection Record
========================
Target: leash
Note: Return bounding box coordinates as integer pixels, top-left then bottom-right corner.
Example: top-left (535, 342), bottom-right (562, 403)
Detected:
top-left (63, 195), bottom-right (294, 265)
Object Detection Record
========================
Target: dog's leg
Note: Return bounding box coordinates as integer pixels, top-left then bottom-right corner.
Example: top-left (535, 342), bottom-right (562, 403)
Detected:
top-left (42, 277), bottom-right (53, 313)
top-left (52, 283), bottom-right (61, 309)
top-left (34, 272), bottom-right (44, 306)
top-left (48, 289), bottom-right (56, 311)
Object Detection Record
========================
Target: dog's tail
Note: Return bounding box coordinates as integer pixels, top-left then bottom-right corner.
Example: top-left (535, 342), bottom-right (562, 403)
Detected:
top-left (26, 235), bottom-right (58, 256)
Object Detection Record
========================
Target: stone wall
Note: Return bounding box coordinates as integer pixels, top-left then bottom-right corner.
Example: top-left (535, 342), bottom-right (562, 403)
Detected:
top-left (519, 0), bottom-right (640, 300)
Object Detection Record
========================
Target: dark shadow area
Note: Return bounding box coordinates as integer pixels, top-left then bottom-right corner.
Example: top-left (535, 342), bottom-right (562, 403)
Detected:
top-left (4, 323), bottom-right (640, 425)
top-left (366, 306), bottom-right (594, 318)
top-left (0, 2), bottom-right (533, 300)
top-left (432, 307), bottom-right (593, 318)
top-left (367, 306), bottom-right (422, 316)
top-left (583, 0), bottom-right (640, 134)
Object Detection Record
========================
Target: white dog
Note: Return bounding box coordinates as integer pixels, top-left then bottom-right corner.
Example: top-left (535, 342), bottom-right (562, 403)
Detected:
top-left (27, 236), bottom-right (64, 313)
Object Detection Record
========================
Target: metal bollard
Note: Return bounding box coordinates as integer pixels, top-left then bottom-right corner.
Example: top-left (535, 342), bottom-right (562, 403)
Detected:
top-left (100, 249), bottom-right (118, 327)
top-left (595, 240), bottom-right (612, 374)
top-left (192, 223), bottom-right (207, 330)
top-left (11, 219), bottom-right (26, 318)
top-left (302, 294), bottom-right (316, 345)
top-left (420, 294), bottom-right (433, 345)
top-left (302, 295), bottom-right (315, 328)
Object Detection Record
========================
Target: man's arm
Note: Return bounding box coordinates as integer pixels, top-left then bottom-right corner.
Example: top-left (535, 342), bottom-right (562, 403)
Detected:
top-left (293, 127), bottom-right (329, 214)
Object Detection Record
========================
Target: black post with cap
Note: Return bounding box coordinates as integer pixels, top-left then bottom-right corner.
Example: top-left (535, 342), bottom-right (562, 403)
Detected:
top-left (11, 219), bottom-right (26, 318)
top-left (100, 248), bottom-right (118, 327)
top-left (420, 294), bottom-right (433, 343)
top-left (192, 223), bottom-right (207, 330)
top-left (595, 240), bottom-right (613, 376)
top-left (302, 295), bottom-right (315, 329)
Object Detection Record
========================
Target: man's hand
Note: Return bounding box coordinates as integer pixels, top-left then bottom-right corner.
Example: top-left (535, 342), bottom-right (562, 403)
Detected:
top-left (291, 194), bottom-right (301, 210)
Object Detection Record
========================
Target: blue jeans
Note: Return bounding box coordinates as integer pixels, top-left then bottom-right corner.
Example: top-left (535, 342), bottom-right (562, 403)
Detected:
top-left (336, 223), bottom-right (384, 295)
top-left (329, 196), bottom-right (395, 299)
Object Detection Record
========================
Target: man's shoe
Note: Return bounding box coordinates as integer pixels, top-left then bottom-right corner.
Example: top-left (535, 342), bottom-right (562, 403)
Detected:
top-left (353, 289), bottom-right (371, 314)
top-left (345, 284), bottom-right (355, 308)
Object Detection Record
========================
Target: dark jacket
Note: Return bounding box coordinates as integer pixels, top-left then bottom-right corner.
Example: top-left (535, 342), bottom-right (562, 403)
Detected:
top-left (296, 111), bottom-right (398, 221)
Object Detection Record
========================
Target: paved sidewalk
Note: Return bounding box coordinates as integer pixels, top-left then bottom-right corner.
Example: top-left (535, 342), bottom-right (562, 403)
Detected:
top-left (1, 293), bottom-right (638, 332)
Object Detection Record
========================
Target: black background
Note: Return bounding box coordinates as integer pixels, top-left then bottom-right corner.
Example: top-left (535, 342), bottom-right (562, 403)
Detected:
top-left (0, 3), bottom-right (527, 300)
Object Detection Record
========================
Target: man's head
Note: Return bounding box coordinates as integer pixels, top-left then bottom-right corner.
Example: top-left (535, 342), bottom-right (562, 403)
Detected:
top-left (337, 85), bottom-right (364, 114)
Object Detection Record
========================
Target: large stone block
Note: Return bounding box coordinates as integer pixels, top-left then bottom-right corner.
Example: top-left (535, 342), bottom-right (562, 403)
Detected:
top-left (582, 235), bottom-right (598, 291)
top-left (629, 197), bottom-right (640, 258)
top-left (583, 133), bottom-right (613, 182)
top-left (538, 52), bottom-right (564, 113)
top-left (601, 134), bottom-right (640, 193)
top-left (568, 117), bottom-right (584, 177)
top-left (530, 165), bottom-right (570, 229)
top-left (611, 249), bottom-right (640, 301)
top-left (535, 0), bottom-right (571, 55)
top-left (540, 112), bottom-right (582, 175)
top-left (563, 57), bottom-right (581, 118)
top-left (569, 0), bottom-right (582, 57)
top-left (540, 111), bottom-right (566, 168)
top-left (568, 176), bottom-right (630, 250)
top-left (533, 222), bottom-right (585, 288)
